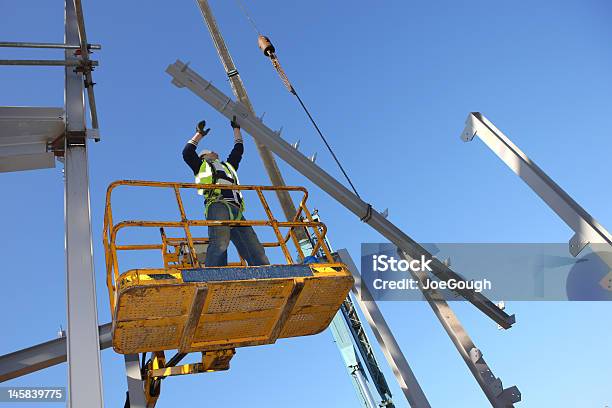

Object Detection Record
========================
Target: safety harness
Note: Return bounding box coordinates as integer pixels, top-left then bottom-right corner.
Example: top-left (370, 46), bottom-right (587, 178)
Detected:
top-left (195, 160), bottom-right (245, 220)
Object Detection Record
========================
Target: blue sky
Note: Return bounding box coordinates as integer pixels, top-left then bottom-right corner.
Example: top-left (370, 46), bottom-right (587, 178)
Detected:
top-left (1, 0), bottom-right (611, 407)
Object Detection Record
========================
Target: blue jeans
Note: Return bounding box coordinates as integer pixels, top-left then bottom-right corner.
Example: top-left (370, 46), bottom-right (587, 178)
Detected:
top-left (205, 201), bottom-right (270, 267)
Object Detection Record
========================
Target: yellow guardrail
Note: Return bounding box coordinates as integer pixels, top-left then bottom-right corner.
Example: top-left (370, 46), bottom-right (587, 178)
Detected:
top-left (103, 180), bottom-right (333, 309)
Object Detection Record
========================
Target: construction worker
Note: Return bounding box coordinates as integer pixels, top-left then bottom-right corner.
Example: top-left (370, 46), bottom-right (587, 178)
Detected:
top-left (182, 116), bottom-right (270, 267)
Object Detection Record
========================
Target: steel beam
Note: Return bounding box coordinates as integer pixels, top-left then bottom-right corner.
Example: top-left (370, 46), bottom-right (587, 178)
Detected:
top-left (196, 5), bottom-right (383, 400)
top-left (0, 324), bottom-right (111, 383)
top-left (124, 354), bottom-right (146, 408)
top-left (337, 249), bottom-right (431, 408)
top-left (329, 313), bottom-right (378, 408)
top-left (461, 112), bottom-right (612, 257)
top-left (194, 0), bottom-right (304, 235)
top-left (64, 0), bottom-right (104, 406)
top-left (69, 0), bottom-right (100, 132)
top-left (340, 296), bottom-right (395, 407)
top-left (397, 250), bottom-right (520, 407)
top-left (352, 367), bottom-right (378, 408)
top-left (165, 60), bottom-right (515, 329)
top-left (302, 218), bottom-right (392, 408)
top-left (0, 106), bottom-right (64, 172)
top-left (0, 153), bottom-right (54, 172)
top-left (0, 59), bottom-right (98, 66)
top-left (0, 41), bottom-right (101, 49)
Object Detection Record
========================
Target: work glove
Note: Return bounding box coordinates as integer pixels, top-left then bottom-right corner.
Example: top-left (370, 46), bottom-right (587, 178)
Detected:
top-left (230, 115), bottom-right (240, 130)
top-left (196, 120), bottom-right (210, 135)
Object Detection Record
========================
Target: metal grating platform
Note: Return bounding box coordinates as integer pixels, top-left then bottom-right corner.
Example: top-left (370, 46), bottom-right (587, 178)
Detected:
top-left (112, 263), bottom-right (353, 354)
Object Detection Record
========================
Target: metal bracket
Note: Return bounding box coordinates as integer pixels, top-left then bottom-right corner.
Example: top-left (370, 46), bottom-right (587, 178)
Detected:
top-left (499, 386), bottom-right (522, 404)
top-left (460, 114), bottom-right (477, 142)
top-left (86, 128), bottom-right (100, 141)
top-left (600, 271), bottom-right (612, 291)
top-left (569, 233), bottom-right (589, 257)
top-left (65, 130), bottom-right (87, 145)
top-left (147, 350), bottom-right (235, 378)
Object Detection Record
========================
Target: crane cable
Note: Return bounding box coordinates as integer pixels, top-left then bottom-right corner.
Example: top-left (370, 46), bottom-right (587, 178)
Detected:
top-left (293, 90), bottom-right (362, 199)
top-left (234, 1), bottom-right (363, 199)
top-left (233, 0), bottom-right (261, 35)
top-left (261, 35), bottom-right (362, 199)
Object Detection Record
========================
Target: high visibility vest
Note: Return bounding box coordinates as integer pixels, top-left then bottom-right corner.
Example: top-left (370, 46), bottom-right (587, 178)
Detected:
top-left (195, 160), bottom-right (244, 214)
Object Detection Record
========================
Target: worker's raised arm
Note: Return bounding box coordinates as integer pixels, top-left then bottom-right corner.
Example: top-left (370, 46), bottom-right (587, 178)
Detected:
top-left (226, 116), bottom-right (244, 169)
top-left (183, 120), bottom-right (209, 175)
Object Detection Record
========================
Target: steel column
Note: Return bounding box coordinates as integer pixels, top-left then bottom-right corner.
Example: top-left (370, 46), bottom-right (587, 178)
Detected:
top-left (165, 60), bottom-right (515, 328)
top-left (337, 249), bottom-right (431, 408)
top-left (64, 0), bottom-right (104, 406)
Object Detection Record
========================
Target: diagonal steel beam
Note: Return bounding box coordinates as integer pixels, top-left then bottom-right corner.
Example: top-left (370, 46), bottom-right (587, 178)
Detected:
top-left (461, 112), bottom-right (612, 257)
top-left (0, 323), bottom-right (111, 383)
top-left (462, 112), bottom-right (612, 289)
top-left (194, 0), bottom-right (303, 234)
top-left (70, 0), bottom-right (100, 135)
top-left (165, 60), bottom-right (515, 329)
top-left (397, 249), bottom-right (520, 407)
top-left (337, 249), bottom-right (431, 408)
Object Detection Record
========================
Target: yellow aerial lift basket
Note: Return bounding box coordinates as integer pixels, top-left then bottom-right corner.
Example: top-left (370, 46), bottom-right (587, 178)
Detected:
top-left (103, 181), bottom-right (354, 360)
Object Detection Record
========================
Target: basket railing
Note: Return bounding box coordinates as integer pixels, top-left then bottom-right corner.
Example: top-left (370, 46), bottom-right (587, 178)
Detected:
top-left (103, 180), bottom-right (333, 308)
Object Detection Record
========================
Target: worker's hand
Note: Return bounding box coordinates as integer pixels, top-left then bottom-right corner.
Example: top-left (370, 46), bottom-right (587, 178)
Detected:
top-left (230, 115), bottom-right (240, 130)
top-left (196, 120), bottom-right (210, 136)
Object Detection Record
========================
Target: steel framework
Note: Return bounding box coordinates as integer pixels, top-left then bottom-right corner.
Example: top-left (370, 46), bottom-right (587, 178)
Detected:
top-left (0, 4), bottom-right (533, 408)
top-left (166, 60), bottom-right (516, 330)
top-left (192, 3), bottom-right (399, 406)
top-left (165, 59), bottom-right (520, 407)
top-left (0, 1), bottom-right (104, 407)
